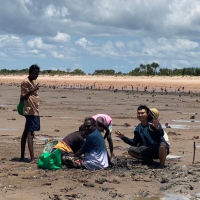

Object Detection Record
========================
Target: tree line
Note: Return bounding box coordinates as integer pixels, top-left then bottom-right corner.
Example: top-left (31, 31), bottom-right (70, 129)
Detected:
top-left (1, 62), bottom-right (200, 76)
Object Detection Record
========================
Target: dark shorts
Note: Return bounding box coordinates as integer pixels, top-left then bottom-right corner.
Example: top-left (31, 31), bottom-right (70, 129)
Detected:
top-left (129, 142), bottom-right (169, 159)
top-left (25, 115), bottom-right (40, 133)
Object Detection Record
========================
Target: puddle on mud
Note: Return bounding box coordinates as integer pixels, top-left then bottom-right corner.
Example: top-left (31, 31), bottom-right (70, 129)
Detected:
top-left (115, 123), bottom-right (200, 130)
top-left (135, 193), bottom-right (190, 200)
top-left (162, 194), bottom-right (190, 200)
top-left (163, 124), bottom-right (190, 129)
top-left (112, 137), bottom-right (121, 141)
top-left (163, 124), bottom-right (200, 129)
top-left (0, 104), bottom-right (9, 107)
top-left (53, 116), bottom-right (80, 119)
top-left (172, 119), bottom-right (200, 123)
top-left (181, 112), bottom-right (197, 115)
top-left (166, 155), bottom-right (182, 159)
top-left (0, 128), bottom-right (18, 131)
top-left (122, 124), bottom-right (198, 130)
top-left (35, 136), bottom-right (63, 141)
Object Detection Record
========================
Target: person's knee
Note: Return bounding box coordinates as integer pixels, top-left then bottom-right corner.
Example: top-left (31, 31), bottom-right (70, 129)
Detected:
top-left (159, 145), bottom-right (166, 150)
top-left (128, 149), bottom-right (136, 157)
top-left (159, 145), bottom-right (167, 156)
top-left (27, 132), bottom-right (34, 139)
top-left (107, 134), bottom-right (111, 140)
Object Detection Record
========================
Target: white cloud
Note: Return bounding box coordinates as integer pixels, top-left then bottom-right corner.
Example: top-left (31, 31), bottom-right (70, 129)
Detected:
top-left (50, 66), bottom-right (68, 71)
top-left (0, 1), bottom-right (200, 72)
top-left (51, 51), bottom-right (65, 59)
top-left (44, 5), bottom-right (69, 18)
top-left (73, 63), bottom-right (82, 69)
top-left (28, 49), bottom-right (40, 54)
top-left (0, 52), bottom-right (8, 58)
top-left (101, 41), bottom-right (119, 57)
top-left (114, 65), bottom-right (124, 69)
top-left (115, 41), bottom-right (125, 49)
top-left (0, 35), bottom-right (24, 48)
top-left (76, 38), bottom-right (87, 48)
top-left (127, 41), bottom-right (140, 48)
top-left (175, 39), bottom-right (198, 50)
top-left (0, 0), bottom-right (199, 39)
top-left (39, 54), bottom-right (46, 58)
top-left (49, 32), bottom-right (71, 43)
top-left (27, 38), bottom-right (54, 50)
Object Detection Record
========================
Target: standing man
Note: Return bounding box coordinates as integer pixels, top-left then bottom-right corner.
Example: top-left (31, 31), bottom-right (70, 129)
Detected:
top-left (115, 105), bottom-right (169, 168)
top-left (92, 114), bottom-right (114, 158)
top-left (20, 64), bottom-right (40, 163)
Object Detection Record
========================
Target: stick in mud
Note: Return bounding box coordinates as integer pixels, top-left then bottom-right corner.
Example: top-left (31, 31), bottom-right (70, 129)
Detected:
top-left (193, 141), bottom-right (196, 164)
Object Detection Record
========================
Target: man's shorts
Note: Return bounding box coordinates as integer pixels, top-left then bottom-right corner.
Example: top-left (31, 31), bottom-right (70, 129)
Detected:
top-left (129, 142), bottom-right (169, 159)
top-left (25, 115), bottom-right (40, 133)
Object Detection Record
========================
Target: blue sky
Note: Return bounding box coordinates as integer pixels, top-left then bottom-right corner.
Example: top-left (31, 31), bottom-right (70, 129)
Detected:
top-left (0, 0), bottom-right (200, 74)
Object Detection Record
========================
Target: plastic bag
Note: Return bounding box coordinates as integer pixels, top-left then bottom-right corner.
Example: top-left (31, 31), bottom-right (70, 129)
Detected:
top-left (17, 101), bottom-right (24, 116)
top-left (37, 149), bottom-right (62, 170)
top-left (43, 139), bottom-right (58, 153)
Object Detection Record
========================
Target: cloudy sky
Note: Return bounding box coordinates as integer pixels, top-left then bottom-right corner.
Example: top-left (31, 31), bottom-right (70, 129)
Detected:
top-left (0, 0), bottom-right (200, 73)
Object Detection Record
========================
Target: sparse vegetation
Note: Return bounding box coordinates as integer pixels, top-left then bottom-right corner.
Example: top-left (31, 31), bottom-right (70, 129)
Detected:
top-left (1, 63), bottom-right (200, 76)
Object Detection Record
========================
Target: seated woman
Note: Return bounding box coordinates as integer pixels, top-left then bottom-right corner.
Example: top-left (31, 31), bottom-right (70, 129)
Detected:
top-left (52, 125), bottom-right (86, 165)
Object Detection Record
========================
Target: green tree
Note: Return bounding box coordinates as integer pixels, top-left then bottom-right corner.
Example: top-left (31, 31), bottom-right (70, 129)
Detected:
top-left (159, 68), bottom-right (172, 76)
top-left (151, 62), bottom-right (159, 75)
top-left (93, 69), bottom-right (115, 75)
top-left (140, 64), bottom-right (147, 74)
top-left (146, 64), bottom-right (154, 76)
top-left (128, 67), bottom-right (141, 76)
top-left (71, 69), bottom-right (85, 75)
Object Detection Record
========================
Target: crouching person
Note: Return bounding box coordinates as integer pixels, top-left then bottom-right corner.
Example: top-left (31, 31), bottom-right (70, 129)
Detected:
top-left (115, 105), bottom-right (169, 169)
top-left (62, 117), bottom-right (109, 170)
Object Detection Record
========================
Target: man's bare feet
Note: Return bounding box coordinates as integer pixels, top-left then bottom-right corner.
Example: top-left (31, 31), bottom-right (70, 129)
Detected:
top-left (30, 159), bottom-right (37, 164)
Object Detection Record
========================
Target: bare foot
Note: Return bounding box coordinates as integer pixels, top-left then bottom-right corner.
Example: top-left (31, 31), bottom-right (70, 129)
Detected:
top-left (30, 159), bottom-right (37, 164)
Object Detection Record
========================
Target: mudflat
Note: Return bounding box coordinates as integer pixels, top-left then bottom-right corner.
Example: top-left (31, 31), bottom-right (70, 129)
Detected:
top-left (0, 75), bottom-right (200, 199)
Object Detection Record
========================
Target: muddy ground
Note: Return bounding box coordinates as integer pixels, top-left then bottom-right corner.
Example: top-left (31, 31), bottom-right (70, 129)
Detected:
top-left (0, 81), bottom-right (200, 199)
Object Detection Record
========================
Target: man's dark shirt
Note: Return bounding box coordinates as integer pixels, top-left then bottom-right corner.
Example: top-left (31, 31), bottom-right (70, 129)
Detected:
top-left (62, 131), bottom-right (84, 153)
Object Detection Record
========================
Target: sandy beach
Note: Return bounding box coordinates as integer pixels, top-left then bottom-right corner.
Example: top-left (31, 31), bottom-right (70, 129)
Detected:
top-left (0, 75), bottom-right (200, 199)
top-left (1, 75), bottom-right (200, 92)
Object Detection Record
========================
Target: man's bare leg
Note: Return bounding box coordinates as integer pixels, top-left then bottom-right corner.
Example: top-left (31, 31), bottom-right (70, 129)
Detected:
top-left (158, 145), bottom-right (167, 166)
top-left (27, 131), bottom-right (35, 163)
top-left (20, 129), bottom-right (28, 161)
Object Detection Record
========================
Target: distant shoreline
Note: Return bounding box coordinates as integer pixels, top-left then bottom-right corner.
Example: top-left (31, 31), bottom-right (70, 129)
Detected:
top-left (1, 75), bottom-right (200, 92)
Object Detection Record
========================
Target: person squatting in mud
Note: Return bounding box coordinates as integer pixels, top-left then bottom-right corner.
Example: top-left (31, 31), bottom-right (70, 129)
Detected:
top-left (61, 117), bottom-right (110, 170)
top-left (115, 105), bottom-right (169, 168)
